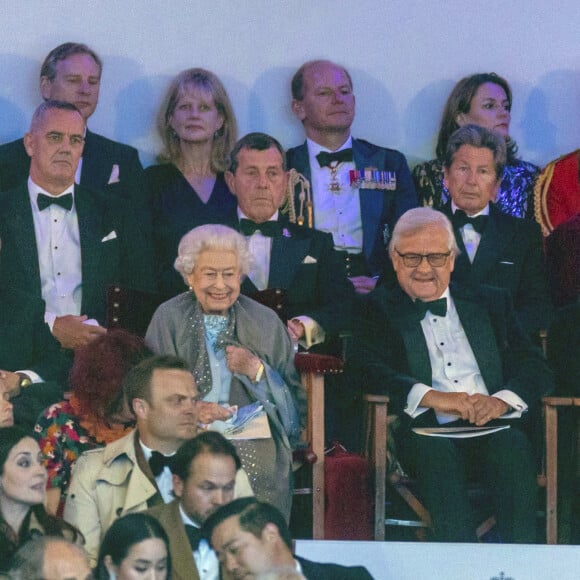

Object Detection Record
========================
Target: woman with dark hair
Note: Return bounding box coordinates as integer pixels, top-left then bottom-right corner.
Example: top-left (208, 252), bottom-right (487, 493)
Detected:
top-left (0, 427), bottom-right (80, 573)
top-left (147, 68), bottom-right (239, 298)
top-left (96, 512), bottom-right (171, 580)
top-left (34, 330), bottom-right (150, 514)
top-left (413, 72), bottom-right (539, 218)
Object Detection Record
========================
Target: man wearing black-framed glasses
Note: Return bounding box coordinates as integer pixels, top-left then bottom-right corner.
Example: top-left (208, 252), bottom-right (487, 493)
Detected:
top-left (349, 206), bottom-right (553, 543)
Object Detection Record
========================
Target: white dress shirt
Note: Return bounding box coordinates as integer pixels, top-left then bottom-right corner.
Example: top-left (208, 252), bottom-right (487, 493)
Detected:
top-left (139, 440), bottom-right (175, 504)
top-left (306, 136), bottom-right (363, 253)
top-left (238, 209), bottom-right (323, 348)
top-left (179, 505), bottom-right (219, 580)
top-left (451, 202), bottom-right (490, 263)
top-left (28, 178), bottom-right (82, 329)
top-left (404, 289), bottom-right (527, 423)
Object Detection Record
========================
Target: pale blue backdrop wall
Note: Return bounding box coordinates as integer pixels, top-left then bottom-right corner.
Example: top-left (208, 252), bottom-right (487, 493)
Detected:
top-left (0, 0), bottom-right (578, 169)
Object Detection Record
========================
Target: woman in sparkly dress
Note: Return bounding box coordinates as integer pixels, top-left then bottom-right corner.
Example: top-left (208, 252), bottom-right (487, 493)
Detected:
top-left (413, 72), bottom-right (539, 218)
top-left (147, 68), bottom-right (238, 298)
top-left (145, 224), bottom-right (305, 520)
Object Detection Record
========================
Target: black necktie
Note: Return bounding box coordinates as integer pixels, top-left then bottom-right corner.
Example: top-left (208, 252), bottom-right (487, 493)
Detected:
top-left (185, 524), bottom-right (202, 551)
top-left (316, 148), bottom-right (353, 167)
top-left (452, 210), bottom-right (488, 234)
top-left (37, 193), bottom-right (73, 212)
top-left (239, 219), bottom-right (282, 237)
top-left (414, 297), bottom-right (447, 318)
top-left (148, 451), bottom-right (175, 477)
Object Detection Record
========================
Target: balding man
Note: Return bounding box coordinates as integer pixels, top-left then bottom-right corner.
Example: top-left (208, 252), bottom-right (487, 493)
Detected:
top-left (287, 60), bottom-right (417, 294)
top-left (0, 100), bottom-right (155, 351)
top-left (0, 42), bottom-right (144, 201)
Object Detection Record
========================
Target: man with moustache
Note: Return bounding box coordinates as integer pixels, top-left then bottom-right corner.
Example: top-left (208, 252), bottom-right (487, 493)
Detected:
top-left (287, 60), bottom-right (417, 294)
top-left (65, 355), bottom-right (252, 566)
top-left (440, 124), bottom-right (553, 337)
top-left (226, 132), bottom-right (353, 351)
top-left (0, 100), bottom-right (155, 351)
top-left (349, 207), bottom-right (553, 542)
top-left (147, 431), bottom-right (248, 580)
top-left (0, 42), bottom-right (144, 200)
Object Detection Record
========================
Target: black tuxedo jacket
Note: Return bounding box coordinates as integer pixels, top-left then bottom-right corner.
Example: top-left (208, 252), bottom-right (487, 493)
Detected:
top-left (286, 138), bottom-right (417, 276)
top-left (348, 283), bottom-right (553, 416)
top-left (0, 130), bottom-right (144, 200)
top-left (239, 221), bottom-right (354, 338)
top-left (0, 289), bottom-right (70, 425)
top-left (296, 555), bottom-right (374, 579)
top-left (443, 203), bottom-right (553, 335)
top-left (0, 183), bottom-right (156, 325)
top-left (0, 289), bottom-right (68, 381)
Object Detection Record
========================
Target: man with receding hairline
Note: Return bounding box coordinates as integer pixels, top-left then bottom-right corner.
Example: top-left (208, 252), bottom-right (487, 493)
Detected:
top-left (287, 59), bottom-right (417, 294)
top-left (0, 100), bottom-right (155, 351)
top-left (8, 536), bottom-right (92, 580)
top-left (0, 42), bottom-right (144, 201)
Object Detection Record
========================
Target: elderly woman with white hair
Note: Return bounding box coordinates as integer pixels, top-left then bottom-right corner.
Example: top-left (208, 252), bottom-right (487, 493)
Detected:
top-left (145, 224), bottom-right (305, 519)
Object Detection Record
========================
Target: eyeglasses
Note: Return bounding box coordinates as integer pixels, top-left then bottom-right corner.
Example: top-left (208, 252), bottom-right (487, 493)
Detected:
top-left (395, 250), bottom-right (451, 268)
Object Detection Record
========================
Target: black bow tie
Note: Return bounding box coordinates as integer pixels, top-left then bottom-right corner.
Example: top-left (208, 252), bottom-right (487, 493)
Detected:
top-left (37, 193), bottom-right (73, 212)
top-left (414, 297), bottom-right (447, 318)
top-left (185, 524), bottom-right (202, 551)
top-left (452, 210), bottom-right (488, 234)
top-left (148, 451), bottom-right (175, 477)
top-left (316, 148), bottom-right (353, 168)
top-left (239, 219), bottom-right (282, 238)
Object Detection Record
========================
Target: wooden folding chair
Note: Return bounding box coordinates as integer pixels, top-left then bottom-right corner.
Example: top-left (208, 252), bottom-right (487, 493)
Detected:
top-left (293, 352), bottom-right (342, 539)
top-left (362, 396), bottom-right (498, 542)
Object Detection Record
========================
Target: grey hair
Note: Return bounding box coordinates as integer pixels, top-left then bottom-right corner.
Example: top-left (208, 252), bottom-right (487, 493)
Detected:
top-left (389, 207), bottom-right (460, 257)
top-left (443, 124), bottom-right (507, 180)
top-left (29, 100), bottom-right (84, 133)
top-left (8, 537), bottom-right (90, 580)
top-left (174, 224), bottom-right (252, 283)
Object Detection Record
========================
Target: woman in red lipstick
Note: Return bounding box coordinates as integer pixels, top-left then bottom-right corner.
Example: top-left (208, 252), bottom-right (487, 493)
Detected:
top-left (413, 72), bottom-right (539, 219)
top-left (0, 427), bottom-right (80, 573)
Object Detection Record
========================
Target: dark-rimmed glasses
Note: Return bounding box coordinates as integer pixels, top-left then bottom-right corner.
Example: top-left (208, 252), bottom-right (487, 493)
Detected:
top-left (395, 249), bottom-right (451, 268)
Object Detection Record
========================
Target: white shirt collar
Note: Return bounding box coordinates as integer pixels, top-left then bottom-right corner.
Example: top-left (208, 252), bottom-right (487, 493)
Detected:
top-left (451, 201), bottom-right (490, 217)
top-left (237, 208), bottom-right (279, 222)
top-left (306, 134), bottom-right (352, 155)
top-left (28, 176), bottom-right (75, 199)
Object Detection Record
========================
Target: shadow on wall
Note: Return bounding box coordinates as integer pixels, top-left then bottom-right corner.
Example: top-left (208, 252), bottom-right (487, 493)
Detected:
top-left (249, 66), bottom-right (300, 148)
top-left (523, 69), bottom-right (580, 164)
top-left (403, 78), bottom-right (456, 168)
top-left (347, 68), bottom-right (402, 152)
top-left (0, 53), bottom-right (40, 143)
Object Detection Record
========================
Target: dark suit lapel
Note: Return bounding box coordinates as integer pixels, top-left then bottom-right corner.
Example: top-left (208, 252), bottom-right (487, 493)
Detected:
top-left (353, 139), bottom-right (384, 261)
top-left (453, 292), bottom-right (503, 392)
top-left (268, 234), bottom-right (310, 288)
top-left (79, 130), bottom-right (108, 188)
top-left (441, 203), bottom-right (471, 278)
top-left (9, 186), bottom-right (42, 291)
top-left (470, 206), bottom-right (510, 282)
top-left (290, 142), bottom-right (311, 183)
top-left (74, 188), bottom-right (105, 300)
top-left (385, 288), bottom-right (433, 385)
